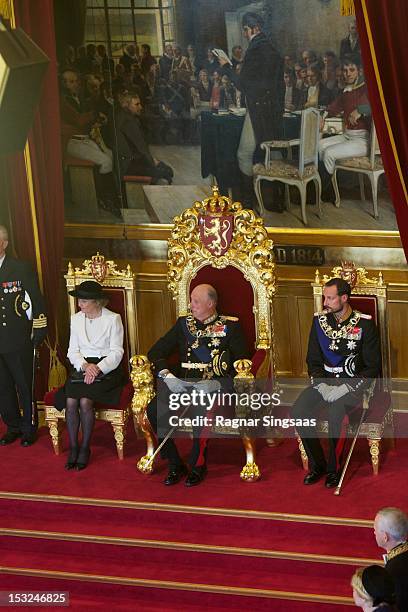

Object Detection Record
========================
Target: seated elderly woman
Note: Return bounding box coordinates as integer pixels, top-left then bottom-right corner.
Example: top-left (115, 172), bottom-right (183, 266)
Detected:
top-left (55, 281), bottom-right (125, 471)
top-left (351, 565), bottom-right (398, 612)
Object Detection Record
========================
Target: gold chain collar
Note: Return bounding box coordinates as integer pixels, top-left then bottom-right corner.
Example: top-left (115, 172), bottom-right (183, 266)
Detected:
top-left (387, 541), bottom-right (408, 561)
top-left (318, 310), bottom-right (361, 340)
top-left (186, 313), bottom-right (225, 339)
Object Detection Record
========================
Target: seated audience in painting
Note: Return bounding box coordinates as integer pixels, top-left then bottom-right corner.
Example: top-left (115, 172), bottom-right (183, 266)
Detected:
top-left (119, 44), bottom-right (140, 73)
top-left (319, 54), bottom-right (371, 200)
top-left (194, 69), bottom-right (213, 102)
top-left (186, 44), bottom-right (200, 78)
top-left (302, 49), bottom-right (318, 67)
top-left (171, 44), bottom-right (192, 83)
top-left (85, 44), bottom-right (100, 74)
top-left (202, 47), bottom-right (219, 76)
top-left (141, 43), bottom-right (157, 78)
top-left (116, 92), bottom-right (174, 183)
top-left (209, 70), bottom-right (222, 110)
top-left (302, 63), bottom-right (333, 109)
top-left (74, 46), bottom-right (88, 75)
top-left (332, 64), bottom-right (345, 98)
top-left (219, 74), bottom-right (237, 109)
top-left (54, 281), bottom-right (125, 471)
top-left (284, 68), bottom-right (302, 111)
top-left (322, 50), bottom-right (339, 91)
top-left (340, 19), bottom-right (361, 59)
top-left (283, 54), bottom-right (295, 70)
top-left (96, 44), bottom-right (114, 79)
top-left (159, 43), bottom-right (174, 81)
top-left (60, 69), bottom-right (113, 174)
top-left (157, 71), bottom-right (191, 143)
top-left (231, 45), bottom-right (244, 73)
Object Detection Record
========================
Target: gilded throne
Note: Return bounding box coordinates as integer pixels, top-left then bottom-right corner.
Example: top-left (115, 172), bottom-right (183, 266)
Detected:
top-left (131, 186), bottom-right (277, 481)
top-left (297, 261), bottom-right (393, 477)
top-left (44, 254), bottom-right (137, 459)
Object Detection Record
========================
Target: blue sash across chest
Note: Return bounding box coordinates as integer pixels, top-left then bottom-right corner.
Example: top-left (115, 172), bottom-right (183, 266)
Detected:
top-left (314, 317), bottom-right (344, 366)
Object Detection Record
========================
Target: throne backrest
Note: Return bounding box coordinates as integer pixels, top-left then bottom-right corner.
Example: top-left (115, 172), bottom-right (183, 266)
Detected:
top-left (312, 262), bottom-right (391, 387)
top-left (167, 186), bottom-right (276, 356)
top-left (191, 266), bottom-right (256, 351)
top-left (65, 253), bottom-right (137, 375)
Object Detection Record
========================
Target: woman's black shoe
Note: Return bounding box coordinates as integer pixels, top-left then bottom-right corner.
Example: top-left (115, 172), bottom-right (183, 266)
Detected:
top-left (65, 447), bottom-right (78, 470)
top-left (76, 447), bottom-right (91, 471)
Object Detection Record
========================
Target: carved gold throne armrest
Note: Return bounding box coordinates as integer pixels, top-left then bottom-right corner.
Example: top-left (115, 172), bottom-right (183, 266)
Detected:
top-left (130, 355), bottom-right (261, 482)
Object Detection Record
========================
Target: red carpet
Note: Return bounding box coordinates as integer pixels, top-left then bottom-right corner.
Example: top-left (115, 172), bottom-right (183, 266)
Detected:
top-left (0, 418), bottom-right (406, 609)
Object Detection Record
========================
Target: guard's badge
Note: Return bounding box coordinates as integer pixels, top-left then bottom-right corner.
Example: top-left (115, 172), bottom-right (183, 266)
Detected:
top-left (199, 214), bottom-right (234, 257)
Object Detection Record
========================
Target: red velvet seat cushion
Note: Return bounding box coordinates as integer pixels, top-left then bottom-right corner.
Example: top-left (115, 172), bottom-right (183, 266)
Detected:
top-left (43, 381), bottom-right (133, 411)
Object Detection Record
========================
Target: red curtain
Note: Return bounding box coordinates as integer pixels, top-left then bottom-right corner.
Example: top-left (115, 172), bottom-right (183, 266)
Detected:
top-left (4, 0), bottom-right (65, 394)
top-left (355, 0), bottom-right (408, 259)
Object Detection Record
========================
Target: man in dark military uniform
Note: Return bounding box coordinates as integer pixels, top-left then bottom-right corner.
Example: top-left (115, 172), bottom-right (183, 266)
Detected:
top-left (293, 277), bottom-right (381, 488)
top-left (374, 507), bottom-right (408, 612)
top-left (0, 225), bottom-right (48, 446)
top-left (147, 283), bottom-right (248, 487)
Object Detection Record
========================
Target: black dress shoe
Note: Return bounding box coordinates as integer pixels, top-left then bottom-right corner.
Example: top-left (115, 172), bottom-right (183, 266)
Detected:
top-left (164, 464), bottom-right (188, 486)
top-left (65, 448), bottom-right (79, 470)
top-left (76, 447), bottom-right (91, 471)
top-left (185, 467), bottom-right (207, 487)
top-left (325, 472), bottom-right (340, 488)
top-left (0, 431), bottom-right (22, 445)
top-left (303, 469), bottom-right (325, 485)
top-left (20, 433), bottom-right (37, 447)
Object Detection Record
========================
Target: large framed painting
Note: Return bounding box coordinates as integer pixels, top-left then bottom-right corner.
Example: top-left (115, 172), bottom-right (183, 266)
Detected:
top-left (54, 0), bottom-right (397, 233)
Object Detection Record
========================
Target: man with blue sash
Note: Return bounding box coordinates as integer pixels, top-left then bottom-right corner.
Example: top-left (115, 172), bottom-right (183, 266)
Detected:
top-left (147, 284), bottom-right (248, 487)
top-left (293, 278), bottom-right (380, 488)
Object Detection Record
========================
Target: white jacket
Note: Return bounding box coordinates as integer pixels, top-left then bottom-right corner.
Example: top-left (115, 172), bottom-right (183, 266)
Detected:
top-left (67, 308), bottom-right (124, 374)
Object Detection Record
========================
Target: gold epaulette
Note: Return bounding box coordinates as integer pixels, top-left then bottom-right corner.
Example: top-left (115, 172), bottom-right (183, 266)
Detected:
top-left (33, 313), bottom-right (47, 328)
top-left (359, 313), bottom-right (372, 320)
top-left (223, 315), bottom-right (239, 321)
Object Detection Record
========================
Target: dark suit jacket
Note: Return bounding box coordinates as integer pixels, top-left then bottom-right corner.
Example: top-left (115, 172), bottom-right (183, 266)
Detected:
top-left (0, 256), bottom-right (47, 352)
top-left (225, 32), bottom-right (284, 142)
top-left (115, 109), bottom-right (155, 179)
top-left (339, 36), bottom-right (361, 59)
top-left (386, 549), bottom-right (408, 612)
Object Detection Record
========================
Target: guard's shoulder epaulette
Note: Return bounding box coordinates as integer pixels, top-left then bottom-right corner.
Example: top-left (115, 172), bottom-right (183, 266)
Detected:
top-left (222, 315), bottom-right (239, 322)
top-left (358, 312), bottom-right (372, 320)
top-left (314, 311), bottom-right (325, 317)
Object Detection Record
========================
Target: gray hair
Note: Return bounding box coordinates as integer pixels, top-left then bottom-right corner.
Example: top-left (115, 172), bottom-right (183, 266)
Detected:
top-left (207, 286), bottom-right (218, 305)
top-left (95, 298), bottom-right (109, 308)
top-left (376, 507), bottom-right (408, 542)
top-left (0, 225), bottom-right (9, 241)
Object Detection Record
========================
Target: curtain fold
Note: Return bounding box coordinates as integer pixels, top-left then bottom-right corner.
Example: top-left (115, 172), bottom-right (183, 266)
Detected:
top-left (4, 0), bottom-right (66, 395)
top-left (355, 0), bottom-right (408, 259)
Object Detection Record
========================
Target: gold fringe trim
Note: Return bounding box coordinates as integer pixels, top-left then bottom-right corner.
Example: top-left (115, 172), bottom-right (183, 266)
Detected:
top-left (341, 0), bottom-right (355, 16)
top-left (46, 341), bottom-right (67, 390)
top-left (0, 0), bottom-right (11, 19)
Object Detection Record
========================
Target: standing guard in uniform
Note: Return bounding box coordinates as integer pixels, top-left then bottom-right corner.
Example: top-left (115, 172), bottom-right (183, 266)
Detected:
top-left (293, 278), bottom-right (381, 488)
top-left (0, 226), bottom-right (48, 446)
top-left (147, 284), bottom-right (248, 487)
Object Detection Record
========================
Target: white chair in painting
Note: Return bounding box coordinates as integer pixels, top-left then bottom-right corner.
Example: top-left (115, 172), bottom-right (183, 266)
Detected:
top-left (331, 122), bottom-right (384, 219)
top-left (253, 108), bottom-right (322, 225)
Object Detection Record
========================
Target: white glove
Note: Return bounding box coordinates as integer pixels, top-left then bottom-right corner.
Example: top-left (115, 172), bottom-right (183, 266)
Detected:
top-left (163, 372), bottom-right (190, 394)
top-left (325, 383), bottom-right (350, 403)
top-left (315, 383), bottom-right (332, 401)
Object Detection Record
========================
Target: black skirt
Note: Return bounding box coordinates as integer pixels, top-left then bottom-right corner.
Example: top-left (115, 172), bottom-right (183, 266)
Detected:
top-left (54, 359), bottom-right (127, 411)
